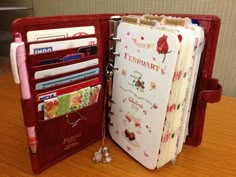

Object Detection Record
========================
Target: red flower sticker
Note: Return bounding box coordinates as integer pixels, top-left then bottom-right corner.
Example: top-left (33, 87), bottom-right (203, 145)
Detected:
top-left (156, 35), bottom-right (172, 63)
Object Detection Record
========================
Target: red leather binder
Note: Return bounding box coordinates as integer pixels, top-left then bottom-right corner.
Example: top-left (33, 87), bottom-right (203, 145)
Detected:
top-left (10, 13), bottom-right (222, 173)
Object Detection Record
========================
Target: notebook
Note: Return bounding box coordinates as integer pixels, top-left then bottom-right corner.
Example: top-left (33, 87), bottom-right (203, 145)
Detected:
top-left (108, 15), bottom-right (205, 169)
top-left (10, 13), bottom-right (222, 173)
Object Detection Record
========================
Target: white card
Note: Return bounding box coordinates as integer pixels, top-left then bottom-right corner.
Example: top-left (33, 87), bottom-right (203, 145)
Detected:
top-left (27, 26), bottom-right (95, 42)
top-left (29, 37), bottom-right (97, 55)
top-left (34, 58), bottom-right (98, 79)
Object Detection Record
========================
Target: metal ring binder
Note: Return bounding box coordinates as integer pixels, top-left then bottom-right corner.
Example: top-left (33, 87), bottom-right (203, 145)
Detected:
top-left (106, 16), bottom-right (121, 80)
top-left (109, 47), bottom-right (114, 52)
top-left (108, 121), bottom-right (114, 126)
top-left (106, 16), bottom-right (122, 133)
top-left (110, 37), bottom-right (121, 41)
top-left (108, 111), bottom-right (114, 116)
top-left (109, 47), bottom-right (120, 56)
top-left (106, 16), bottom-right (122, 129)
top-left (105, 62), bottom-right (118, 78)
top-left (111, 52), bottom-right (120, 56)
top-left (108, 98), bottom-right (116, 104)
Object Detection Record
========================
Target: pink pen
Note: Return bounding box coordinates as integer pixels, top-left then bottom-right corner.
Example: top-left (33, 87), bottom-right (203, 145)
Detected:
top-left (15, 33), bottom-right (31, 99)
top-left (11, 33), bottom-right (37, 153)
top-left (27, 126), bottom-right (38, 154)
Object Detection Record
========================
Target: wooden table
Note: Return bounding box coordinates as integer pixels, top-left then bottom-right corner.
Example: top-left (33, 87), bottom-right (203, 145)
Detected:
top-left (0, 73), bottom-right (235, 177)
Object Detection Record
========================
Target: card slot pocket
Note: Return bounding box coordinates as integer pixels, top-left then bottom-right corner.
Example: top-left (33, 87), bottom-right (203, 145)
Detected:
top-left (35, 92), bottom-right (101, 120)
top-left (33, 78), bottom-right (101, 110)
top-left (35, 101), bottom-right (103, 167)
top-left (33, 74), bottom-right (101, 99)
top-left (26, 33), bottom-right (97, 47)
top-left (36, 98), bottom-right (102, 123)
top-left (26, 35), bottom-right (97, 56)
top-left (25, 18), bottom-right (100, 42)
top-left (34, 90), bottom-right (100, 114)
top-left (34, 77), bottom-right (101, 101)
top-left (33, 78), bottom-right (102, 115)
top-left (30, 61), bottom-right (100, 83)
top-left (31, 55), bottom-right (99, 73)
top-left (42, 83), bottom-right (101, 120)
top-left (30, 64), bottom-right (100, 89)
top-left (28, 44), bottom-right (98, 66)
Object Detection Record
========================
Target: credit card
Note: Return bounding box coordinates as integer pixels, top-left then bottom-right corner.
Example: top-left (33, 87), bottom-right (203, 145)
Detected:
top-left (63, 53), bottom-right (85, 61)
top-left (27, 26), bottom-right (95, 42)
top-left (37, 102), bottom-right (44, 112)
top-left (35, 68), bottom-right (99, 90)
top-left (34, 58), bottom-right (98, 79)
top-left (36, 78), bottom-right (100, 101)
top-left (30, 37), bottom-right (97, 55)
top-left (37, 58), bottom-right (62, 66)
top-left (37, 85), bottom-right (101, 112)
top-left (36, 53), bottom-right (85, 66)
top-left (78, 45), bottom-right (97, 57)
top-left (43, 84), bottom-right (101, 117)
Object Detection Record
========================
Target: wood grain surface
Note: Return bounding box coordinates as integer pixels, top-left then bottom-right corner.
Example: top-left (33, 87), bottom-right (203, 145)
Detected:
top-left (0, 73), bottom-right (235, 177)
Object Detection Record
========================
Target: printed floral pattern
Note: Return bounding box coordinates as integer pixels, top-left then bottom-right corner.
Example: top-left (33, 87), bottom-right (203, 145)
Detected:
top-left (44, 99), bottom-right (59, 119)
top-left (44, 85), bottom-right (101, 120)
top-left (156, 35), bottom-right (172, 63)
top-left (129, 71), bottom-right (145, 92)
top-left (149, 81), bottom-right (157, 91)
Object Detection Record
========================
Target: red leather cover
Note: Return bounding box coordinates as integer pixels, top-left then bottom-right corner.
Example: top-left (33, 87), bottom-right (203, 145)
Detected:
top-left (12, 13), bottom-right (221, 173)
top-left (12, 14), bottom-right (108, 173)
top-left (183, 15), bottom-right (222, 145)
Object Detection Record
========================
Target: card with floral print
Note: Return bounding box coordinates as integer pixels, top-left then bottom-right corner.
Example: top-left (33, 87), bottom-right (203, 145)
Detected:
top-left (44, 84), bottom-right (101, 120)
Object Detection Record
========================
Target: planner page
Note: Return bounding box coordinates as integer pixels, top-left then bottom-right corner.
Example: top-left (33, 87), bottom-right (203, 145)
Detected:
top-left (155, 23), bottom-right (196, 167)
top-left (109, 21), bottom-right (180, 169)
top-left (177, 25), bottom-right (205, 154)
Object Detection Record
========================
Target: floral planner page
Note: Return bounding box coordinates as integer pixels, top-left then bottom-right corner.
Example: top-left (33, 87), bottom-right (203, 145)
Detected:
top-left (109, 21), bottom-right (180, 169)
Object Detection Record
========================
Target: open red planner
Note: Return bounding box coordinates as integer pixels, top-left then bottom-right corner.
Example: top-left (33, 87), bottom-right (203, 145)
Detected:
top-left (10, 13), bottom-right (222, 173)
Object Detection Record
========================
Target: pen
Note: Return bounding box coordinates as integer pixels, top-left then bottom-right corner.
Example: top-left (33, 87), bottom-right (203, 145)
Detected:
top-left (15, 33), bottom-right (31, 99)
top-left (13, 33), bottom-right (37, 154)
top-left (26, 126), bottom-right (37, 154)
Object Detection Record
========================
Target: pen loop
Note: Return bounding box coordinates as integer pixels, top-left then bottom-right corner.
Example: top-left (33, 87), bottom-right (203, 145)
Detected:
top-left (66, 108), bottom-right (87, 128)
